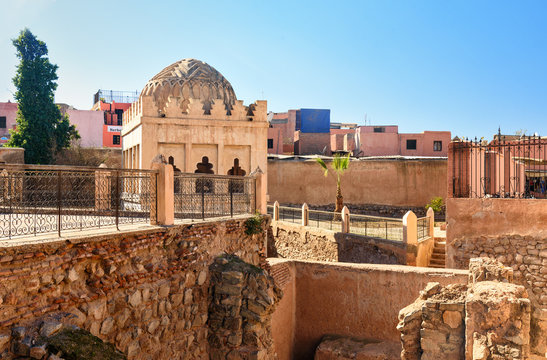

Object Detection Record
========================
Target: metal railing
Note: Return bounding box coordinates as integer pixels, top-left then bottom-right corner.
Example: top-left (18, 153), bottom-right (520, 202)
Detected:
top-left (278, 206), bottom-right (302, 224)
top-left (417, 217), bottom-right (430, 241)
top-left (93, 89), bottom-right (139, 105)
top-left (173, 174), bottom-right (255, 220)
top-left (0, 165), bottom-right (157, 239)
top-left (349, 213), bottom-right (404, 241)
top-left (450, 134), bottom-right (546, 199)
top-left (308, 209), bottom-right (342, 232)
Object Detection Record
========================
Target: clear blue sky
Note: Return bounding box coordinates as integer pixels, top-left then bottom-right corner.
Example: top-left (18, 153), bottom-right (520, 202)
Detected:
top-left (0, 0), bottom-right (546, 138)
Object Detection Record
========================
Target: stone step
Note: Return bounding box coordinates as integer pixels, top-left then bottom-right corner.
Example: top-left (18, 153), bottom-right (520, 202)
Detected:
top-left (431, 254), bottom-right (446, 261)
top-left (315, 335), bottom-right (401, 360)
top-left (429, 263), bottom-right (445, 269)
top-left (429, 259), bottom-right (446, 266)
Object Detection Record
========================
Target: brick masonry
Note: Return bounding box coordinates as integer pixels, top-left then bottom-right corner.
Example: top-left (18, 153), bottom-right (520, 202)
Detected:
top-left (0, 217), bottom-right (269, 359)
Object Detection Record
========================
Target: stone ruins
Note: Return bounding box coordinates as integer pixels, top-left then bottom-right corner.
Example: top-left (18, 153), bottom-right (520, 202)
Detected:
top-left (398, 258), bottom-right (546, 360)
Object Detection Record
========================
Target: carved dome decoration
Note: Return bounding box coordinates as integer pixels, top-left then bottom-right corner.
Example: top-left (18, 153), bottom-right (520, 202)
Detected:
top-left (141, 58), bottom-right (237, 115)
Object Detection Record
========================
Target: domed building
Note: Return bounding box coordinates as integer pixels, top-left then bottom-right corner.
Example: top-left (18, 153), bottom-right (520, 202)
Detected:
top-left (122, 57), bottom-right (267, 180)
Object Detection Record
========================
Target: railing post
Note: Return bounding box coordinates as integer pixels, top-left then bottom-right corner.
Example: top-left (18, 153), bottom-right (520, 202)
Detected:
top-left (251, 167), bottom-right (266, 214)
top-left (302, 203), bottom-right (309, 226)
top-left (403, 210), bottom-right (417, 266)
top-left (341, 206), bottom-right (350, 233)
top-left (150, 161), bottom-right (174, 226)
top-left (273, 201), bottom-right (279, 221)
top-left (115, 170), bottom-right (120, 230)
top-left (426, 207), bottom-right (435, 238)
top-left (57, 171), bottom-right (61, 237)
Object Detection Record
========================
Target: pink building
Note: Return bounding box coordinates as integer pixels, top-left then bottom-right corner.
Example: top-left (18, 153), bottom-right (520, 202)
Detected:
top-left (0, 102), bottom-right (104, 148)
top-left (356, 125), bottom-right (451, 157)
top-left (0, 102), bottom-right (18, 145)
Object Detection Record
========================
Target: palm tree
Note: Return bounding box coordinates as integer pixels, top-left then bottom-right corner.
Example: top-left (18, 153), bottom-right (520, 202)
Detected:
top-left (316, 153), bottom-right (350, 213)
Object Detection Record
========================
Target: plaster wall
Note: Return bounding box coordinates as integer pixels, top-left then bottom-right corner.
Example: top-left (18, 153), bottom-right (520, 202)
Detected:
top-left (268, 159), bottom-right (447, 207)
top-left (268, 259), bottom-right (468, 360)
top-left (268, 127), bottom-right (283, 154)
top-left (0, 147), bottom-right (24, 164)
top-left (294, 132), bottom-right (331, 155)
top-left (66, 109), bottom-right (104, 148)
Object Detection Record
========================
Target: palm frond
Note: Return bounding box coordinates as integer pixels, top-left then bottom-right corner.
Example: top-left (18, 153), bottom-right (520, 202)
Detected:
top-left (315, 157), bottom-right (329, 177)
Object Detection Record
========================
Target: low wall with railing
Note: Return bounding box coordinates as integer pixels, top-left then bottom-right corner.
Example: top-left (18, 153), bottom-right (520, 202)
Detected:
top-left (267, 203), bottom-right (435, 266)
top-left (0, 163), bottom-right (263, 240)
top-left (0, 165), bottom-right (157, 239)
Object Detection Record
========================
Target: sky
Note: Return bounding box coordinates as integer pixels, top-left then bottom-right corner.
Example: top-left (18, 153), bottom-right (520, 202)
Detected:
top-left (0, 0), bottom-right (546, 138)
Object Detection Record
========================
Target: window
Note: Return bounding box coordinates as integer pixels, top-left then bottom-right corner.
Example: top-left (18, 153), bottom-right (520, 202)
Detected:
top-left (113, 135), bottom-right (120, 145)
top-left (433, 141), bottom-right (442, 151)
top-left (267, 139), bottom-right (274, 148)
top-left (373, 127), bottom-right (385, 133)
top-left (0, 117), bottom-right (6, 128)
top-left (406, 139), bottom-right (417, 150)
top-left (115, 109), bottom-right (123, 125)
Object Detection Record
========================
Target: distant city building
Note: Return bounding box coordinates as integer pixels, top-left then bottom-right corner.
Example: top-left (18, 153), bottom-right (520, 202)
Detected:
top-left (267, 109), bottom-right (450, 157)
top-left (92, 90), bottom-right (139, 148)
top-left (355, 125), bottom-right (451, 157)
top-left (0, 102), bottom-right (17, 146)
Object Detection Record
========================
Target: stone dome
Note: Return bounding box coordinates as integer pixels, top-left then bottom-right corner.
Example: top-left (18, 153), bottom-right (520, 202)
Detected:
top-left (141, 58), bottom-right (237, 114)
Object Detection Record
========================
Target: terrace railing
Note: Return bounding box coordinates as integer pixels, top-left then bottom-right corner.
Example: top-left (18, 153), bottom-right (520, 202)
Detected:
top-left (0, 165), bottom-right (157, 239)
top-left (349, 213), bottom-right (404, 241)
top-left (269, 203), bottom-right (425, 243)
top-left (417, 216), bottom-right (430, 241)
top-left (450, 134), bottom-right (546, 199)
top-left (173, 173), bottom-right (255, 220)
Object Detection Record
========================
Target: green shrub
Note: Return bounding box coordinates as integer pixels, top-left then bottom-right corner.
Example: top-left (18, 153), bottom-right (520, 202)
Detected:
top-left (244, 211), bottom-right (263, 235)
top-left (425, 197), bottom-right (444, 212)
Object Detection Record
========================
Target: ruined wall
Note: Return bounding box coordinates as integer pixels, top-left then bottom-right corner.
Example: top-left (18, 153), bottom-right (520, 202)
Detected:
top-left (268, 259), bottom-right (468, 360)
top-left (0, 217), bottom-right (269, 359)
top-left (269, 221), bottom-right (407, 265)
top-left (268, 158), bottom-right (447, 207)
top-left (446, 198), bottom-right (547, 306)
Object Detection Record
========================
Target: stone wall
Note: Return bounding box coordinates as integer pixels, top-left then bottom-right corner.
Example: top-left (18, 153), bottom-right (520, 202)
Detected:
top-left (268, 158), bottom-right (447, 208)
top-left (269, 221), bottom-right (407, 265)
top-left (0, 217), bottom-right (269, 359)
top-left (208, 254), bottom-right (282, 360)
top-left (446, 198), bottom-right (547, 307)
top-left (268, 259), bottom-right (468, 360)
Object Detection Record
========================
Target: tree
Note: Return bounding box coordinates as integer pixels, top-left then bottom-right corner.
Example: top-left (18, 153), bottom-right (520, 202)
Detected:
top-left (316, 153), bottom-right (350, 213)
top-left (5, 29), bottom-right (79, 164)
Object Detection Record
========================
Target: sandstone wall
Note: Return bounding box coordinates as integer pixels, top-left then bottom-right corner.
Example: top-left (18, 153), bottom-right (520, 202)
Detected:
top-left (0, 217), bottom-right (268, 359)
top-left (446, 198), bottom-right (547, 306)
top-left (268, 259), bottom-right (468, 360)
top-left (269, 221), bottom-right (407, 265)
top-left (268, 158), bottom-right (447, 207)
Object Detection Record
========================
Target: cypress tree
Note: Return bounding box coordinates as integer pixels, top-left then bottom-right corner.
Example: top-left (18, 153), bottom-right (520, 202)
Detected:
top-left (6, 29), bottom-right (79, 164)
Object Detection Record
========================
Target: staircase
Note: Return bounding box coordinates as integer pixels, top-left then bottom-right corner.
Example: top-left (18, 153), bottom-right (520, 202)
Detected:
top-left (429, 237), bottom-right (446, 268)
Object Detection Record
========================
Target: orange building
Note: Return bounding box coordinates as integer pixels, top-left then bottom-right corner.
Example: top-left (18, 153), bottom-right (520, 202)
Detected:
top-left (92, 90), bottom-right (139, 148)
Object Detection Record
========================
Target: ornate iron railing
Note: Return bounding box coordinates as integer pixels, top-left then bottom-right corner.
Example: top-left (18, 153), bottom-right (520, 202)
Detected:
top-left (349, 213), bottom-right (404, 241)
top-left (0, 165), bottom-right (157, 239)
top-left (173, 174), bottom-right (255, 220)
top-left (450, 134), bottom-right (546, 198)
